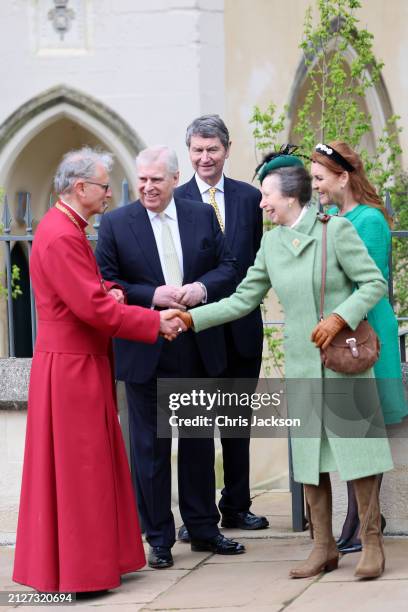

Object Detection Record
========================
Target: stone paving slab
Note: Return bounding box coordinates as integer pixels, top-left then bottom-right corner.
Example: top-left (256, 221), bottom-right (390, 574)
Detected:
top-left (141, 561), bottom-right (315, 610)
top-left (71, 570), bottom-right (189, 606)
top-left (156, 608), bottom-right (283, 612)
top-left (250, 490), bottom-right (293, 516)
top-left (284, 579), bottom-right (408, 612)
top-left (143, 607), bottom-right (282, 612)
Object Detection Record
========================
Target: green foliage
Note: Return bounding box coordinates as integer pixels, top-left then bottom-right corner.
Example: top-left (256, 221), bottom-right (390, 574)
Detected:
top-left (263, 326), bottom-right (285, 378)
top-left (0, 264), bottom-right (22, 300)
top-left (250, 0), bottom-right (408, 318)
top-left (0, 188), bottom-right (22, 300)
top-left (251, 103), bottom-right (288, 153)
top-left (261, 302), bottom-right (285, 379)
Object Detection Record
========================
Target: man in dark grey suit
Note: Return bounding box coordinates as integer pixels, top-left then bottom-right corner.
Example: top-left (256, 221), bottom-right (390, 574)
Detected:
top-left (175, 115), bottom-right (268, 540)
top-left (96, 146), bottom-right (245, 569)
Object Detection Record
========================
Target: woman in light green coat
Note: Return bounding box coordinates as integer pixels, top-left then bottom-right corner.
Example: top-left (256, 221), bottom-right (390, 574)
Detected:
top-left (176, 151), bottom-right (393, 580)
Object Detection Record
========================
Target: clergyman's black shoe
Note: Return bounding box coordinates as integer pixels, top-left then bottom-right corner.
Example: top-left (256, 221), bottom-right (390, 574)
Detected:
top-left (191, 533), bottom-right (245, 555)
top-left (221, 511), bottom-right (269, 530)
top-left (148, 546), bottom-right (174, 569)
top-left (178, 524), bottom-right (190, 543)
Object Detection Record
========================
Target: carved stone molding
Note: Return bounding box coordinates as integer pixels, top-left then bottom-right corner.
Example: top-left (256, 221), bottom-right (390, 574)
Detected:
top-left (48, 1), bottom-right (76, 41)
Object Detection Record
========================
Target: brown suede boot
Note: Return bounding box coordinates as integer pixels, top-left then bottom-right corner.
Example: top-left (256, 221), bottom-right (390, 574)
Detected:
top-left (353, 475), bottom-right (385, 579)
top-left (290, 473), bottom-right (339, 578)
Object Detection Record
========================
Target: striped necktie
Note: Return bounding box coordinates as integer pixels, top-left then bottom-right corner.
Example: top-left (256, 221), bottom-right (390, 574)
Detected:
top-left (208, 187), bottom-right (225, 233)
top-left (159, 213), bottom-right (183, 286)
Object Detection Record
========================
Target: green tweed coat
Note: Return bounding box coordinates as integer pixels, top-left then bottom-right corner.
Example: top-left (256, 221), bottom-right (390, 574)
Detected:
top-left (192, 205), bottom-right (394, 484)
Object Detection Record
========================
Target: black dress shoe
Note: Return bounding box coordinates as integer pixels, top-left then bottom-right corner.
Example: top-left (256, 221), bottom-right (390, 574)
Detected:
top-left (336, 537), bottom-right (349, 548)
top-left (221, 511), bottom-right (269, 530)
top-left (191, 533), bottom-right (245, 555)
top-left (148, 546), bottom-right (174, 569)
top-left (178, 524), bottom-right (190, 543)
top-left (337, 514), bottom-right (386, 554)
top-left (338, 540), bottom-right (362, 554)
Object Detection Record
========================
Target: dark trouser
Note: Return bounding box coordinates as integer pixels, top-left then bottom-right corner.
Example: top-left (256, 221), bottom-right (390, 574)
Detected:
top-left (218, 325), bottom-right (262, 515)
top-left (126, 332), bottom-right (219, 547)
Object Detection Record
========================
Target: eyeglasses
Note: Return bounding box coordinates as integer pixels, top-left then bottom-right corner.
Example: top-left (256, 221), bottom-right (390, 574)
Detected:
top-left (84, 180), bottom-right (110, 193)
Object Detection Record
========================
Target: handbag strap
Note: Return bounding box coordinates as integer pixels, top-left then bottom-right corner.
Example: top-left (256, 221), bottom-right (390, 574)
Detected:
top-left (319, 214), bottom-right (331, 320)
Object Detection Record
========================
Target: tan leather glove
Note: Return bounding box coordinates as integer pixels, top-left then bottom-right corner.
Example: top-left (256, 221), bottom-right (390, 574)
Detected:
top-left (311, 313), bottom-right (347, 349)
top-left (175, 310), bottom-right (194, 330)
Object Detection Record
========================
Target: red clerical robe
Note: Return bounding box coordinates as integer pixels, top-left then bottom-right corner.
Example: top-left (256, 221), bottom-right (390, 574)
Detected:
top-left (13, 204), bottom-right (160, 592)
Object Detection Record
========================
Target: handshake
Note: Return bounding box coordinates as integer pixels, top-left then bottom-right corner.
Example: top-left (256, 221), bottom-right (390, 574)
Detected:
top-left (107, 283), bottom-right (198, 341)
top-left (159, 310), bottom-right (193, 341)
top-left (153, 282), bottom-right (203, 341)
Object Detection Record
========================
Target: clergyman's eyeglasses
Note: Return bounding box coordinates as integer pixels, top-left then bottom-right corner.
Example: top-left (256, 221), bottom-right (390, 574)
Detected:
top-left (84, 180), bottom-right (110, 193)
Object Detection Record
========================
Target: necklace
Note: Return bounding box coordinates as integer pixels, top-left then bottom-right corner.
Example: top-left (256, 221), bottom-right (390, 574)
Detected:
top-left (55, 202), bottom-right (85, 233)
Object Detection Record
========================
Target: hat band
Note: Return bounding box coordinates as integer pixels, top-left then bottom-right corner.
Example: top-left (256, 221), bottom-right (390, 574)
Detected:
top-left (315, 143), bottom-right (355, 172)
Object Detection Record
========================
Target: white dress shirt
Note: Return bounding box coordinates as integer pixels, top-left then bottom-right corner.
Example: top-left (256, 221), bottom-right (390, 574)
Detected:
top-left (195, 173), bottom-right (226, 228)
top-left (146, 198), bottom-right (184, 284)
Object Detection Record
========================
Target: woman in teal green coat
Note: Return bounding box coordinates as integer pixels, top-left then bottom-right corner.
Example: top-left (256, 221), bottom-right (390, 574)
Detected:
top-left (176, 150), bottom-right (393, 580)
top-left (311, 141), bottom-right (407, 555)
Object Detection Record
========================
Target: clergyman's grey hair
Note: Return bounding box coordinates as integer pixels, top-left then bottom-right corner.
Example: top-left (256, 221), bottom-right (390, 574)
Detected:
top-left (54, 147), bottom-right (114, 194)
top-left (136, 146), bottom-right (179, 174)
top-left (270, 166), bottom-right (312, 207)
top-left (185, 114), bottom-right (230, 150)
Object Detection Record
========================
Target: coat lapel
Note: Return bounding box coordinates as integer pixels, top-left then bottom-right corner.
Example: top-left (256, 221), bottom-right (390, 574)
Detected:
top-left (278, 205), bottom-right (319, 257)
top-left (223, 176), bottom-right (238, 243)
top-left (185, 176), bottom-right (202, 201)
top-left (175, 198), bottom-right (195, 283)
top-left (128, 202), bottom-right (165, 284)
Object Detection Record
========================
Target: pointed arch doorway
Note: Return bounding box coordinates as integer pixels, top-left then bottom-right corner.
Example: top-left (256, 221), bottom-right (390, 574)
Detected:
top-left (0, 85), bottom-right (145, 356)
top-left (286, 38), bottom-right (396, 156)
top-left (0, 84), bottom-right (145, 222)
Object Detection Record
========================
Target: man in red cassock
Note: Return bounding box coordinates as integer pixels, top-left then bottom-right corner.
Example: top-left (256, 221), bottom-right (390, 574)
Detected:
top-left (12, 147), bottom-right (185, 593)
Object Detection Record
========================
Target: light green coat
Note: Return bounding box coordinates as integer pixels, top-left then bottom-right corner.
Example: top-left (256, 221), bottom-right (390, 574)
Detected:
top-left (192, 205), bottom-right (394, 484)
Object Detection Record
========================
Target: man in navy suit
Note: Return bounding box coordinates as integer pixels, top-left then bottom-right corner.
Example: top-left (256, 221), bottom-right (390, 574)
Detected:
top-left (96, 146), bottom-right (245, 569)
top-left (175, 115), bottom-right (268, 540)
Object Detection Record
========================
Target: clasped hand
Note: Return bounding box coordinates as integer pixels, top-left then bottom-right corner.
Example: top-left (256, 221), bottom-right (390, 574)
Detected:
top-left (311, 313), bottom-right (346, 349)
top-left (153, 282), bottom-right (205, 309)
top-left (108, 287), bottom-right (125, 304)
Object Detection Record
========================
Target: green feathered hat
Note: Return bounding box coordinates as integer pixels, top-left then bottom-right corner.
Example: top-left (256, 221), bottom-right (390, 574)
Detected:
top-left (256, 145), bottom-right (305, 184)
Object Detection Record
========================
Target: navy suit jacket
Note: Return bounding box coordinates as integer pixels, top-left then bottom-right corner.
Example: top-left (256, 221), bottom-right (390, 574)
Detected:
top-left (95, 197), bottom-right (237, 383)
top-left (175, 176), bottom-right (264, 359)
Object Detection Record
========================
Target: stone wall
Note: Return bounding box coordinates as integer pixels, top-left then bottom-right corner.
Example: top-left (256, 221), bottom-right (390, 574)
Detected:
top-left (0, 0), bottom-right (225, 182)
top-left (0, 359), bottom-right (31, 544)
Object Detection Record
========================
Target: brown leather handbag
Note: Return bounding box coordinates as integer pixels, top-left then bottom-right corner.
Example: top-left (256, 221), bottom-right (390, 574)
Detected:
top-left (318, 215), bottom-right (380, 374)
